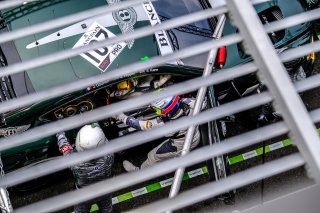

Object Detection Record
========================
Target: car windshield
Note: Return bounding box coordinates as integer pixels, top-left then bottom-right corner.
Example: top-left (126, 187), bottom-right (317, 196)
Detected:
top-left (153, 0), bottom-right (214, 68)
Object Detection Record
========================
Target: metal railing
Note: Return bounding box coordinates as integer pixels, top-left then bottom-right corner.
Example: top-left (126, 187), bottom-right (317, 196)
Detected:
top-left (0, 0), bottom-right (319, 212)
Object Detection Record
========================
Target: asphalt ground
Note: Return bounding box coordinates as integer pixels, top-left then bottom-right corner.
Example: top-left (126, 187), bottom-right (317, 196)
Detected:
top-left (8, 41), bottom-right (320, 213)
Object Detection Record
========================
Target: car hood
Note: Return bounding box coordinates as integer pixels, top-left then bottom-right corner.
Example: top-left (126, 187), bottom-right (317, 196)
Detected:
top-left (2, 0), bottom-right (166, 92)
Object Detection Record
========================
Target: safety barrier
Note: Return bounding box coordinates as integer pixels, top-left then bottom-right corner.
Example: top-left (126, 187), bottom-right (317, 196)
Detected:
top-left (0, 0), bottom-right (319, 212)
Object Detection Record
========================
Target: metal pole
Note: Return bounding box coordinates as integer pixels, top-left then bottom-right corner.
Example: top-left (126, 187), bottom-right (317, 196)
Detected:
top-left (168, 14), bottom-right (226, 202)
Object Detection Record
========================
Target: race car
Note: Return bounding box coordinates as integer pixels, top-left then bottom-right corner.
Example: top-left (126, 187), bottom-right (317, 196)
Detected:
top-left (0, 0), bottom-right (316, 180)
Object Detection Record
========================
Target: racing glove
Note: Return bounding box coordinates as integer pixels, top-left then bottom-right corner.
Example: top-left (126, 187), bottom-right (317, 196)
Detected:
top-left (56, 132), bottom-right (74, 155)
top-left (114, 112), bottom-right (127, 123)
top-left (152, 75), bottom-right (171, 89)
top-left (115, 112), bottom-right (164, 131)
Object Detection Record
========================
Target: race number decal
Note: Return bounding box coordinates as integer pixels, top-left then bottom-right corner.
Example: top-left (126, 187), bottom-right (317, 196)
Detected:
top-left (73, 22), bottom-right (127, 72)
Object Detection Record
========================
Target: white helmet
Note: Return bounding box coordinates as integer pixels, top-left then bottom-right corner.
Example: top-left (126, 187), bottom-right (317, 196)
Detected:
top-left (75, 123), bottom-right (106, 152)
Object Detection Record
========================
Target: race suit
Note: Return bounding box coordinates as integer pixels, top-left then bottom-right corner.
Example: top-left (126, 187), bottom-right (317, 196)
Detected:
top-left (118, 97), bottom-right (201, 168)
top-left (56, 128), bottom-right (113, 213)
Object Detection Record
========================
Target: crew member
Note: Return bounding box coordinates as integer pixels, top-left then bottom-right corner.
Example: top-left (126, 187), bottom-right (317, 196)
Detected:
top-left (56, 121), bottom-right (113, 213)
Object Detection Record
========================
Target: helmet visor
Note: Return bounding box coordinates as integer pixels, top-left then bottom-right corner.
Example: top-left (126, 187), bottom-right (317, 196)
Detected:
top-left (117, 80), bottom-right (133, 90)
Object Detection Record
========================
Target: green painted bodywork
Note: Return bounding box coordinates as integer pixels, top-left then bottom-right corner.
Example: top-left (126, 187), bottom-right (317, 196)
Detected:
top-left (0, 0), bottom-right (314, 172)
top-left (223, 0), bottom-right (312, 68)
top-left (3, 0), bottom-right (159, 91)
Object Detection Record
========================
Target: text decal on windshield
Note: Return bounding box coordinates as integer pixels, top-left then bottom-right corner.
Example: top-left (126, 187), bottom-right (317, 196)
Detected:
top-left (142, 2), bottom-right (175, 57)
top-left (73, 22), bottom-right (127, 72)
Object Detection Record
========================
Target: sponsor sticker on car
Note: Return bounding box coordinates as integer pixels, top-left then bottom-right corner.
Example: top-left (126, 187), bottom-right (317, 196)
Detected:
top-left (142, 2), bottom-right (174, 56)
top-left (73, 22), bottom-right (127, 72)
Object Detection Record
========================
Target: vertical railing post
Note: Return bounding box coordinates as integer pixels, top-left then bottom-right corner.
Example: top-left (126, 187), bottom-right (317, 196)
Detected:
top-left (168, 4), bottom-right (227, 206)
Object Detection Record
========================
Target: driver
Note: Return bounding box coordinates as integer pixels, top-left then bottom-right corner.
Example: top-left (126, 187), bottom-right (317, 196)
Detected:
top-left (114, 93), bottom-right (205, 172)
top-left (110, 75), bottom-right (171, 99)
top-left (56, 121), bottom-right (113, 213)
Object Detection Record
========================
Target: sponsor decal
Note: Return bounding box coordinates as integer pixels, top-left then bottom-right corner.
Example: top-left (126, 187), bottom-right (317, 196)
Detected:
top-left (242, 150), bottom-right (258, 160)
top-left (142, 2), bottom-right (175, 57)
top-left (187, 168), bottom-right (204, 178)
top-left (159, 177), bottom-right (173, 187)
top-left (107, 0), bottom-right (137, 49)
top-left (73, 22), bottom-right (127, 72)
top-left (268, 141), bottom-right (284, 151)
top-left (144, 68), bottom-right (158, 73)
top-left (0, 124), bottom-right (31, 136)
top-left (111, 197), bottom-right (119, 205)
top-left (90, 80), bottom-right (110, 90)
top-left (132, 187), bottom-right (148, 197)
top-left (54, 100), bottom-right (94, 117)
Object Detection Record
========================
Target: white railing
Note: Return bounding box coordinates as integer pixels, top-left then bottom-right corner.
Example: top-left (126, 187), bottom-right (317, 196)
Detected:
top-left (0, 0), bottom-right (319, 212)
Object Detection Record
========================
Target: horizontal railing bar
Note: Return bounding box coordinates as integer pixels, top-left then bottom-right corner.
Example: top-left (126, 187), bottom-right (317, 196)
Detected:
top-left (280, 40), bottom-right (320, 63)
top-left (295, 73), bottom-right (320, 93)
top-left (1, 91), bottom-right (273, 187)
top-left (0, 0), bottom-right (269, 44)
top-left (0, 0), bottom-right (150, 44)
top-left (265, 8), bottom-right (320, 34)
top-left (310, 108), bottom-right (320, 123)
top-left (13, 122), bottom-right (292, 213)
top-left (132, 154), bottom-right (305, 213)
top-left (0, 0), bottom-right (37, 10)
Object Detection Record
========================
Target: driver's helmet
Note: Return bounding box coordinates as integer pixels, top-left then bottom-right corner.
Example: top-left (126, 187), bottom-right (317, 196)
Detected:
top-left (75, 123), bottom-right (106, 152)
top-left (151, 95), bottom-right (181, 118)
top-left (117, 80), bottom-right (135, 90)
